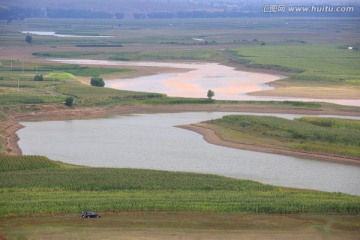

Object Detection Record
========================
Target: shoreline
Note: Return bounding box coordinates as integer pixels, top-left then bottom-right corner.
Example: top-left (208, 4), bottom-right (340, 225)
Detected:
top-left (3, 104), bottom-right (360, 165)
top-left (1, 116), bottom-right (24, 155)
top-left (177, 123), bottom-right (360, 166)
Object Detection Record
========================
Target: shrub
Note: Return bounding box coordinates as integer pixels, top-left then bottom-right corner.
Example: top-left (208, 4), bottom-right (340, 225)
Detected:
top-left (65, 97), bottom-right (74, 107)
top-left (90, 77), bottom-right (105, 87)
top-left (34, 74), bottom-right (43, 81)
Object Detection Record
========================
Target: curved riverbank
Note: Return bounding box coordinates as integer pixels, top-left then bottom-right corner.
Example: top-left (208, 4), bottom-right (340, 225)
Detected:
top-left (178, 123), bottom-right (360, 166)
top-left (4, 103), bottom-right (360, 163)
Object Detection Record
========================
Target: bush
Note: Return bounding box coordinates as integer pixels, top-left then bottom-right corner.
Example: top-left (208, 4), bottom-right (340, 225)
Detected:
top-left (34, 74), bottom-right (43, 81)
top-left (90, 77), bottom-right (105, 87)
top-left (65, 97), bottom-right (74, 107)
top-left (25, 34), bottom-right (32, 44)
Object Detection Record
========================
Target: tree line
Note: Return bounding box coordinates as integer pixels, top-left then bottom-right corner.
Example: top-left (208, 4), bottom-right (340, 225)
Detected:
top-left (2, 7), bottom-right (358, 21)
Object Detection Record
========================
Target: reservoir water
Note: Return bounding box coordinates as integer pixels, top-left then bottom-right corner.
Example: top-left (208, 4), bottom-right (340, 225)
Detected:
top-left (51, 59), bottom-right (360, 107)
top-left (17, 112), bottom-right (360, 195)
top-left (21, 31), bottom-right (113, 38)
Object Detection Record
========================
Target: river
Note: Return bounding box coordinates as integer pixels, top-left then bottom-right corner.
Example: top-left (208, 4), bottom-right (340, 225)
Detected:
top-left (21, 31), bottom-right (113, 38)
top-left (50, 59), bottom-right (360, 107)
top-left (17, 112), bottom-right (360, 195)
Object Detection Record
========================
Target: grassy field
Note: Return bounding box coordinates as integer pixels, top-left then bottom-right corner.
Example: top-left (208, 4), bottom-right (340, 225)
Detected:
top-left (229, 44), bottom-right (360, 98)
top-left (0, 59), bottom-right (167, 106)
top-left (204, 115), bottom-right (360, 158)
top-left (2, 18), bottom-right (359, 46)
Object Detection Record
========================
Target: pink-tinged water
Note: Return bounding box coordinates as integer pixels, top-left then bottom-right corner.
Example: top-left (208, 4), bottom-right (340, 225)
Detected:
top-left (51, 59), bottom-right (360, 107)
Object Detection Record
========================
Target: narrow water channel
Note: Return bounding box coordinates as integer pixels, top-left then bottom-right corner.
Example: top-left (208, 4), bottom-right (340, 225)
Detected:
top-left (17, 112), bottom-right (360, 195)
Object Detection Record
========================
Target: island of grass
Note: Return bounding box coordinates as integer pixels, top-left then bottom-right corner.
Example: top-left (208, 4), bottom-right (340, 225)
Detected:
top-left (180, 115), bottom-right (360, 165)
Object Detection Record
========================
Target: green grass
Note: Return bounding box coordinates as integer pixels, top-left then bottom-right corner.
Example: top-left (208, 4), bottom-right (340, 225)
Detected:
top-left (229, 45), bottom-right (360, 84)
top-left (0, 93), bottom-right (65, 105)
top-left (46, 72), bottom-right (75, 79)
top-left (56, 80), bottom-right (165, 106)
top-left (0, 155), bottom-right (359, 215)
top-left (297, 117), bottom-right (360, 131)
top-left (0, 155), bottom-right (60, 172)
top-left (109, 49), bottom-right (226, 61)
top-left (37, 64), bottom-right (132, 77)
top-left (0, 61), bottom-right (146, 106)
top-left (32, 51), bottom-right (103, 59)
top-left (205, 115), bottom-right (360, 158)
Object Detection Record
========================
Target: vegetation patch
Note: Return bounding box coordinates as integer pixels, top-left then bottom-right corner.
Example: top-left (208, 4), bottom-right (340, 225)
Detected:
top-left (32, 51), bottom-right (103, 58)
top-left (205, 115), bottom-right (360, 158)
top-left (109, 49), bottom-right (226, 61)
top-left (37, 64), bottom-right (131, 77)
top-left (229, 45), bottom-right (360, 85)
top-left (0, 156), bottom-right (359, 215)
top-left (56, 80), bottom-right (165, 106)
top-left (0, 155), bottom-right (60, 172)
top-left (0, 93), bottom-right (65, 105)
top-left (46, 72), bottom-right (75, 79)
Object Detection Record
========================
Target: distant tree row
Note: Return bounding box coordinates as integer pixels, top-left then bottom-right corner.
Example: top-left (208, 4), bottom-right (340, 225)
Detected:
top-left (2, 6), bottom-right (359, 21)
top-left (0, 7), bottom-right (125, 20)
top-left (133, 10), bottom-right (360, 19)
top-left (47, 9), bottom-right (113, 19)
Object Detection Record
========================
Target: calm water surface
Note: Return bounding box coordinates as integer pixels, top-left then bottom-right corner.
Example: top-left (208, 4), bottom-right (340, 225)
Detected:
top-left (21, 31), bottom-right (113, 38)
top-left (17, 112), bottom-right (360, 195)
top-left (50, 59), bottom-right (360, 107)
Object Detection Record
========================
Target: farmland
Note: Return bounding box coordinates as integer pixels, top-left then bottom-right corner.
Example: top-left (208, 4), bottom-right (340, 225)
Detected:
top-left (1, 155), bottom-right (359, 216)
top-left (1, 16), bottom-right (360, 239)
top-left (1, 155), bottom-right (360, 239)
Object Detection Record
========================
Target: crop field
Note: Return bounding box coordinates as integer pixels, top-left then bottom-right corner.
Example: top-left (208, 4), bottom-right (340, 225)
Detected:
top-left (205, 115), bottom-right (360, 158)
top-left (0, 155), bottom-right (359, 216)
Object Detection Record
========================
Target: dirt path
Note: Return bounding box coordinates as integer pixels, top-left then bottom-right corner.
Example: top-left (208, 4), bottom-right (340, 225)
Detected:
top-left (1, 213), bottom-right (359, 240)
top-left (178, 123), bottom-right (360, 166)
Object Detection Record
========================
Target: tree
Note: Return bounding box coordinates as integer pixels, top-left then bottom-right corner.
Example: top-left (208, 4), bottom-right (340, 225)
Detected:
top-left (34, 74), bottom-right (43, 81)
top-left (207, 90), bottom-right (215, 100)
top-left (25, 34), bottom-right (32, 44)
top-left (90, 76), bottom-right (105, 87)
top-left (65, 97), bottom-right (74, 107)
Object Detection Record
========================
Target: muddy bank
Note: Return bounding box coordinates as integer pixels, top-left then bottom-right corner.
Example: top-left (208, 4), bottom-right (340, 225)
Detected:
top-left (178, 123), bottom-right (360, 166)
top-left (1, 117), bottom-right (23, 155)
